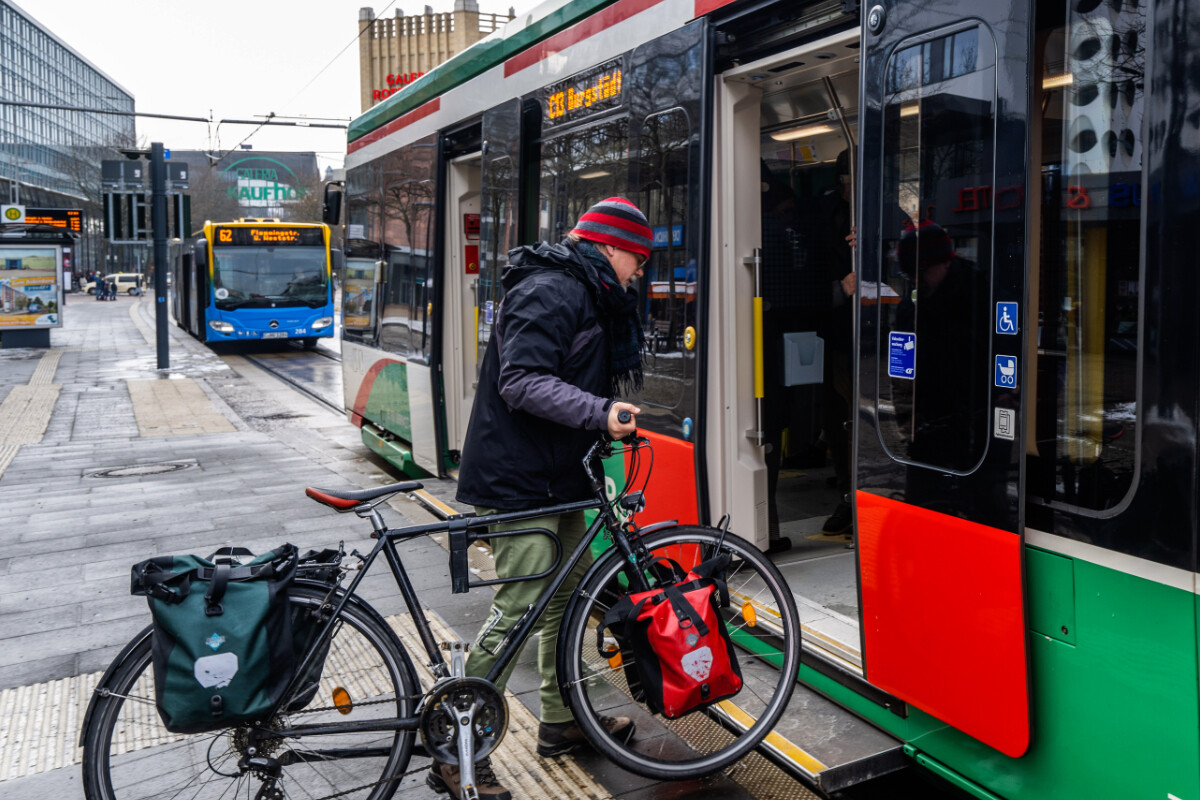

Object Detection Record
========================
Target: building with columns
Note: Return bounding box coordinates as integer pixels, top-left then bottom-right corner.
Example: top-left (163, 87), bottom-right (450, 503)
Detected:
top-left (358, 1), bottom-right (514, 112)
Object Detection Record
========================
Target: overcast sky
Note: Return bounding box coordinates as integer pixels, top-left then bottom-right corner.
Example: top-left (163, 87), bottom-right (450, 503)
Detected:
top-left (16, 0), bottom-right (530, 172)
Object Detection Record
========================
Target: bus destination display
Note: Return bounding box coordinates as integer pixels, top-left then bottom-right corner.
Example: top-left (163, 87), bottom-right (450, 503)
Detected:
top-left (214, 226), bottom-right (324, 246)
top-left (544, 59), bottom-right (623, 127)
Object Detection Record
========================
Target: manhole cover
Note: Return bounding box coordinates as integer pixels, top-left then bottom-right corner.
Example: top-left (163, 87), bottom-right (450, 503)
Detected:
top-left (85, 460), bottom-right (198, 479)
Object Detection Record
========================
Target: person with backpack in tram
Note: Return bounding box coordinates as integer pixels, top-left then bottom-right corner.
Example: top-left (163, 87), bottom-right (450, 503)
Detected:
top-left (441, 198), bottom-right (648, 800)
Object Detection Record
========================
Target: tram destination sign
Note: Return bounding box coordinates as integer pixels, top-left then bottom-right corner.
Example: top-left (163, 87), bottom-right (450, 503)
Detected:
top-left (543, 58), bottom-right (624, 128)
top-left (214, 226), bottom-right (324, 246)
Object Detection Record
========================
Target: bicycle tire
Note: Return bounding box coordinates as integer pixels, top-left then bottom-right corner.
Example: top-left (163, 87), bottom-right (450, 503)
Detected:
top-left (81, 584), bottom-right (419, 800)
top-left (558, 525), bottom-right (801, 780)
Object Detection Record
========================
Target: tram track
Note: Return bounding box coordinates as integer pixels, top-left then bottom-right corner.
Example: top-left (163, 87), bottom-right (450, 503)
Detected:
top-left (241, 347), bottom-right (344, 417)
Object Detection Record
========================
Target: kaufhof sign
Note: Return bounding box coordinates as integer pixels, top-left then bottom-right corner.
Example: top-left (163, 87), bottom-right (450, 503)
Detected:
top-left (221, 157), bottom-right (311, 206)
top-left (373, 72), bottom-right (425, 101)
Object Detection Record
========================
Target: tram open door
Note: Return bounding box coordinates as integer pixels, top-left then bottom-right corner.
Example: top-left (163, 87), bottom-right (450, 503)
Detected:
top-left (855, 0), bottom-right (1032, 757)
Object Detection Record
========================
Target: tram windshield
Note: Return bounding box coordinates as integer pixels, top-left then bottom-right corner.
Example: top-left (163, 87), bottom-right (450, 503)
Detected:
top-left (211, 246), bottom-right (329, 310)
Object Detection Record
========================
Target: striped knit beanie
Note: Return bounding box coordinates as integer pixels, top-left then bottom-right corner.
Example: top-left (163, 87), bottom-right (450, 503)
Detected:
top-left (570, 197), bottom-right (653, 259)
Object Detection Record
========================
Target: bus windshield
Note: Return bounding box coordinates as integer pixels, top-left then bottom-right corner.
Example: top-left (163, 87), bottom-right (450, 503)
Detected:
top-left (212, 246), bottom-right (329, 309)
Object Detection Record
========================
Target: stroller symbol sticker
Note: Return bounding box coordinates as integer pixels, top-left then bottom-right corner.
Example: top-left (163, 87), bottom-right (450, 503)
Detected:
top-left (995, 355), bottom-right (1018, 387)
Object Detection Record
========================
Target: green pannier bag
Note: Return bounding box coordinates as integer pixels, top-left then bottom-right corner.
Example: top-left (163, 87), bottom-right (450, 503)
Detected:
top-left (131, 544), bottom-right (299, 733)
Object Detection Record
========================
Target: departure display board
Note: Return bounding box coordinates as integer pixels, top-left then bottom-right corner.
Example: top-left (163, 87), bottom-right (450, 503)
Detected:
top-left (26, 208), bottom-right (83, 233)
top-left (213, 226), bottom-right (324, 246)
top-left (543, 59), bottom-right (624, 127)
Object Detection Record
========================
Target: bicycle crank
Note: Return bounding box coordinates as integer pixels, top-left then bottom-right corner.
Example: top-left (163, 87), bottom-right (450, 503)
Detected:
top-left (418, 676), bottom-right (508, 766)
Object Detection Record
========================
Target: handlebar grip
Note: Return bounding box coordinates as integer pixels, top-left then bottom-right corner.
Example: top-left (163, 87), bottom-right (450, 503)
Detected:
top-left (617, 409), bottom-right (632, 424)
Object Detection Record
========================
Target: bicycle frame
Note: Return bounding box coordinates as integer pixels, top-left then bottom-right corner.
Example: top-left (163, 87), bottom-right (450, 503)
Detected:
top-left (270, 441), bottom-right (652, 742)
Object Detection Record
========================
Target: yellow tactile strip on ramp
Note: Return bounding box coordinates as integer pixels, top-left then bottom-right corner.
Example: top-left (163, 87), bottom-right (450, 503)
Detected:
top-left (127, 378), bottom-right (236, 436)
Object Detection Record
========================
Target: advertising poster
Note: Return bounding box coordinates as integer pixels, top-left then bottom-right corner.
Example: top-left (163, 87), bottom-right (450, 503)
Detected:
top-left (342, 260), bottom-right (377, 330)
top-left (0, 246), bottom-right (62, 329)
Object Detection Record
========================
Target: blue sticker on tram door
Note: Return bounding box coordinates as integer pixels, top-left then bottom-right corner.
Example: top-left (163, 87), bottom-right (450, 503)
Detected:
top-left (996, 302), bottom-right (1018, 334)
top-left (995, 355), bottom-right (1018, 387)
top-left (888, 332), bottom-right (916, 379)
top-left (485, 300), bottom-right (494, 325)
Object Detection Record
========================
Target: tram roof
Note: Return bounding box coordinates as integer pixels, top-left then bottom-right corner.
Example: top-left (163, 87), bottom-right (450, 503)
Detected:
top-left (348, 0), bottom-right (617, 144)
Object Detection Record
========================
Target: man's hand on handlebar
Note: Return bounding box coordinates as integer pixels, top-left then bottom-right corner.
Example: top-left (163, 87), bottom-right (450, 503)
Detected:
top-left (607, 402), bottom-right (641, 440)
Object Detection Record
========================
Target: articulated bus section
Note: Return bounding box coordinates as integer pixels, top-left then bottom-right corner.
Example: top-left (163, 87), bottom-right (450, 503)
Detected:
top-left (336, 0), bottom-right (1200, 797)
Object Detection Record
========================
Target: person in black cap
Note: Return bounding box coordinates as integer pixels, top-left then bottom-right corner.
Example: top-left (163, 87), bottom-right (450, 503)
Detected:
top-left (442, 197), bottom-right (648, 800)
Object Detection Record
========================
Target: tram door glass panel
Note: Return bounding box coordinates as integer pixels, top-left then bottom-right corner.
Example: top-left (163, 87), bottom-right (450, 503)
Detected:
top-left (876, 27), bottom-right (997, 473)
top-left (538, 120), bottom-right (629, 243)
top-left (1026, 0), bottom-right (1144, 513)
top-left (479, 101), bottom-right (522, 372)
top-left (343, 162), bottom-right (384, 347)
top-left (379, 135), bottom-right (437, 360)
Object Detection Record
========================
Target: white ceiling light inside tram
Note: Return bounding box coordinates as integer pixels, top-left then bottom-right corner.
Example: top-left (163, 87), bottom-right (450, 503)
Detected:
top-left (769, 123), bottom-right (835, 141)
top-left (579, 169), bottom-right (612, 179)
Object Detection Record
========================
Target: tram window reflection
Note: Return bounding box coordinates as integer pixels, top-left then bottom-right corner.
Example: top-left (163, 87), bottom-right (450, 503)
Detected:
top-left (1026, 0), bottom-right (1144, 514)
top-left (874, 26), bottom-right (997, 476)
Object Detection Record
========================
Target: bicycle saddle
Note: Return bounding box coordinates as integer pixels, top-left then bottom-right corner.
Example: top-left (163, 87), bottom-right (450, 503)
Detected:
top-left (306, 481), bottom-right (424, 511)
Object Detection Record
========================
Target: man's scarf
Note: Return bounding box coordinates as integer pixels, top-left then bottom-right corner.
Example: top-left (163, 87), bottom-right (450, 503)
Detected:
top-left (570, 240), bottom-right (646, 396)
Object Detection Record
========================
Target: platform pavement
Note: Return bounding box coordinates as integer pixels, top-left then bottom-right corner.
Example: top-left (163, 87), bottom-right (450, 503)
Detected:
top-left (0, 294), bottom-right (798, 800)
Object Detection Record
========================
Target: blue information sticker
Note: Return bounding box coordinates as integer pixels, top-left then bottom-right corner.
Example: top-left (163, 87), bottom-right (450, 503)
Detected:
top-left (996, 302), bottom-right (1018, 335)
top-left (995, 355), bottom-right (1018, 387)
top-left (888, 332), bottom-right (916, 379)
top-left (485, 300), bottom-right (494, 325)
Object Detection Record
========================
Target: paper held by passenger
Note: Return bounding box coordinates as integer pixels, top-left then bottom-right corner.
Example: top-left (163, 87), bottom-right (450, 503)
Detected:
top-left (859, 281), bottom-right (901, 304)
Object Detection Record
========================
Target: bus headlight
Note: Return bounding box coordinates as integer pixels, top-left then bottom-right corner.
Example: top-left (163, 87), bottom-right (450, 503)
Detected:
top-left (312, 317), bottom-right (334, 330)
top-left (209, 320), bottom-right (235, 334)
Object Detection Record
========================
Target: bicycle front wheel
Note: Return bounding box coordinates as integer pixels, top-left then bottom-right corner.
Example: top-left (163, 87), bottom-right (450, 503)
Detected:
top-left (559, 526), bottom-right (801, 780)
top-left (81, 584), bottom-right (419, 800)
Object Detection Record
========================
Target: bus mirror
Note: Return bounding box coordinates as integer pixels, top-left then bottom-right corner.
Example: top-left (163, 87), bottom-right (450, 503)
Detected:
top-left (193, 239), bottom-right (207, 270)
top-left (323, 184), bottom-right (344, 227)
top-left (331, 249), bottom-right (344, 271)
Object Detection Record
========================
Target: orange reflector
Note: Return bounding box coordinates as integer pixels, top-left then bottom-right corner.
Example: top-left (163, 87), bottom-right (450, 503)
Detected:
top-left (608, 652), bottom-right (623, 669)
top-left (742, 602), bottom-right (757, 627)
top-left (332, 687), bottom-right (353, 714)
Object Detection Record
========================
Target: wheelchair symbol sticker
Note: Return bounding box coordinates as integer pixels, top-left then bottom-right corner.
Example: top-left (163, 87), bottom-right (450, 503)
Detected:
top-left (996, 302), bottom-right (1018, 334)
top-left (995, 355), bottom-right (1018, 387)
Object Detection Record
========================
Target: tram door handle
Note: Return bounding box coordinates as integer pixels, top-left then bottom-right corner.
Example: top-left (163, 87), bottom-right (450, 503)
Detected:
top-left (470, 280), bottom-right (479, 388)
top-left (743, 248), bottom-right (765, 446)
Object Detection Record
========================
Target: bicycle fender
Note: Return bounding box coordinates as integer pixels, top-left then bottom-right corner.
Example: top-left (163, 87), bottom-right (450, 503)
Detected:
top-left (79, 624), bottom-right (154, 747)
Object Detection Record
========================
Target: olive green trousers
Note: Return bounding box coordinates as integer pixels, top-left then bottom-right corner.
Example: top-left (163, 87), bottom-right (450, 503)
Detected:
top-left (464, 508), bottom-right (592, 725)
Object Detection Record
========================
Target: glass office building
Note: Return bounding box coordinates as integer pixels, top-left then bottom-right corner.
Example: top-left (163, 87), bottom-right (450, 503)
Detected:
top-left (0, 0), bottom-right (135, 202)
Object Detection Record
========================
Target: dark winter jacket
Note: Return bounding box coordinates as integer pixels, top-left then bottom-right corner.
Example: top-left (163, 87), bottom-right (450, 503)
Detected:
top-left (455, 241), bottom-right (613, 510)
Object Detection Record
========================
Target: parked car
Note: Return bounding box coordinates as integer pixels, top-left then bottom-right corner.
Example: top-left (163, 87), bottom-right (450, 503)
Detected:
top-left (84, 273), bottom-right (144, 296)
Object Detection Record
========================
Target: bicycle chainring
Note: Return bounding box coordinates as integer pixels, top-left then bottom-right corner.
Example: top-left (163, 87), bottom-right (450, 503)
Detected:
top-left (418, 677), bottom-right (508, 765)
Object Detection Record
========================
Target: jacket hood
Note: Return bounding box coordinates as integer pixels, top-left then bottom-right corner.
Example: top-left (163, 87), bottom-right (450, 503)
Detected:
top-left (501, 241), bottom-right (591, 292)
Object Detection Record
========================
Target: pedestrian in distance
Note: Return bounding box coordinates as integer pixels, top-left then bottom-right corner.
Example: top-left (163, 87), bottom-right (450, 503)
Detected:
top-left (442, 197), bottom-right (649, 800)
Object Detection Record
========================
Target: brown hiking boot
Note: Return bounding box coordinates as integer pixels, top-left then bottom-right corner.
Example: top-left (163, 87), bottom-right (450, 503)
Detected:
top-left (537, 714), bottom-right (635, 757)
top-left (426, 757), bottom-right (511, 800)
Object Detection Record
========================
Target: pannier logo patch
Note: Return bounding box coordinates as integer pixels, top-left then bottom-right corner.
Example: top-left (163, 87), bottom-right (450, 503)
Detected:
top-left (205, 633), bottom-right (226, 651)
top-left (685, 632), bottom-right (699, 648)
top-left (680, 646), bottom-right (713, 682)
top-left (195, 653), bottom-right (239, 688)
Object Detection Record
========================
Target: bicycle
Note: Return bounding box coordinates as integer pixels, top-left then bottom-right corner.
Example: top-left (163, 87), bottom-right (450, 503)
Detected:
top-left (80, 429), bottom-right (802, 800)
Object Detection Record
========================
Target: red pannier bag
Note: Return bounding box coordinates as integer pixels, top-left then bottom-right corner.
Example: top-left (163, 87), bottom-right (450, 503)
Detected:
top-left (598, 553), bottom-right (743, 719)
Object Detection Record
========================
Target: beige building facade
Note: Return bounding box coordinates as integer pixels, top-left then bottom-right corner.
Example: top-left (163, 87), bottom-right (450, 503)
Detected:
top-left (359, 1), bottom-right (514, 112)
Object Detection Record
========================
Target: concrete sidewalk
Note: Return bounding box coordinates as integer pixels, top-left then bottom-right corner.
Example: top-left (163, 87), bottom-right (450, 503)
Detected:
top-left (0, 295), bottom-right (801, 800)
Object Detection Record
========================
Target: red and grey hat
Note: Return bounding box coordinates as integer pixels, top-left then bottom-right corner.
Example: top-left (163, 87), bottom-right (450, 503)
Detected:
top-left (571, 197), bottom-right (653, 260)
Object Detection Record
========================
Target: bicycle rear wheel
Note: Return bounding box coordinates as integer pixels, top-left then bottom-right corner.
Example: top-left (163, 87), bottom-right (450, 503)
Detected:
top-left (81, 584), bottom-right (419, 800)
top-left (559, 525), bottom-right (801, 780)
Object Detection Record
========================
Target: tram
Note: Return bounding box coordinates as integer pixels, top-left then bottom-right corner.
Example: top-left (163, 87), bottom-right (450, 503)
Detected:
top-left (172, 219), bottom-right (338, 346)
top-left (337, 0), bottom-right (1194, 796)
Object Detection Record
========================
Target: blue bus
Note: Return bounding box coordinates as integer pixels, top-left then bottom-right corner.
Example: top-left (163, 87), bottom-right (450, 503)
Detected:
top-left (173, 219), bottom-right (339, 347)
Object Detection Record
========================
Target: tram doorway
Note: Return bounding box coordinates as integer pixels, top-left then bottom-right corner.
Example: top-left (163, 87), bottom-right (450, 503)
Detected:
top-left (443, 154), bottom-right (482, 464)
top-left (711, 31), bottom-right (864, 665)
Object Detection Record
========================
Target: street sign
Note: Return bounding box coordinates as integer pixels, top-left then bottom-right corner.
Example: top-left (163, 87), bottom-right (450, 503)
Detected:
top-left (1, 204), bottom-right (25, 224)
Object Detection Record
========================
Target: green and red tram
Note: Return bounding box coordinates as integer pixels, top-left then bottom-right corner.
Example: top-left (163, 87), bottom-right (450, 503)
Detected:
top-left (337, 0), bottom-right (1194, 796)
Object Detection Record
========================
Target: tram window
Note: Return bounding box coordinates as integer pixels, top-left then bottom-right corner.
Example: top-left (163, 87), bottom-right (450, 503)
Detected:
top-left (537, 118), bottom-right (628, 244)
top-left (1026, 0), bottom-right (1145, 513)
top-left (632, 106), bottom-right (693, 411)
top-left (343, 162), bottom-right (383, 347)
top-left (479, 100), bottom-right (522, 368)
top-left (874, 26), bottom-right (997, 473)
top-left (379, 137), bottom-right (436, 361)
